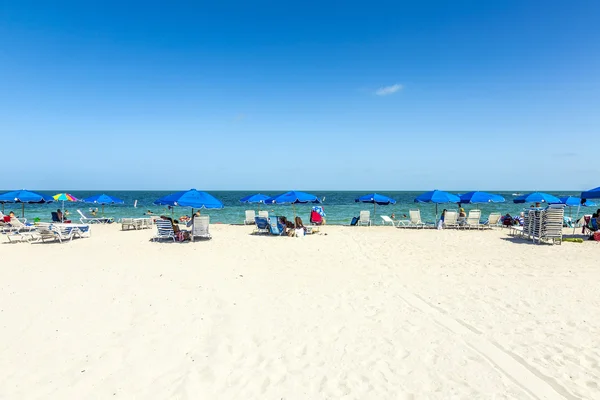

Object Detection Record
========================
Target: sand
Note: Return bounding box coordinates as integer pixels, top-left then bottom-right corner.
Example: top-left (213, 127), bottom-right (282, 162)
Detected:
top-left (0, 224), bottom-right (598, 399)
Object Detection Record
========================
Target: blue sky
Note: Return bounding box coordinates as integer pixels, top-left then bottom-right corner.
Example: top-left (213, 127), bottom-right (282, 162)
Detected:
top-left (1, 1), bottom-right (598, 190)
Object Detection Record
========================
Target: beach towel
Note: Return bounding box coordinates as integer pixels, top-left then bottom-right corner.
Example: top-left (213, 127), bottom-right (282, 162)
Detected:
top-left (350, 216), bottom-right (359, 226)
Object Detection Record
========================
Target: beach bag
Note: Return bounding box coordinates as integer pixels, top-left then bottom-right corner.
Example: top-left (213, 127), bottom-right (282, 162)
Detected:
top-left (594, 232), bottom-right (600, 242)
top-left (176, 231), bottom-right (185, 242)
top-left (350, 216), bottom-right (359, 226)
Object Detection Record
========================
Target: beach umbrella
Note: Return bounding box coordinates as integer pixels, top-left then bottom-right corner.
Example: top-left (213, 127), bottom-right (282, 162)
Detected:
top-left (154, 189), bottom-right (224, 217)
top-left (513, 192), bottom-right (560, 204)
top-left (0, 189), bottom-right (54, 218)
top-left (554, 196), bottom-right (596, 223)
top-left (555, 196), bottom-right (596, 207)
top-left (239, 193), bottom-right (270, 211)
top-left (459, 191), bottom-right (505, 204)
top-left (414, 190), bottom-right (460, 223)
top-left (355, 193), bottom-right (396, 222)
top-left (265, 191), bottom-right (320, 227)
top-left (581, 186), bottom-right (600, 200)
top-left (53, 193), bottom-right (79, 222)
top-left (82, 194), bottom-right (124, 216)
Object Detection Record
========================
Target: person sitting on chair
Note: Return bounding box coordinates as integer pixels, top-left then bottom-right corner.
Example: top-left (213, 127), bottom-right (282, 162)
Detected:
top-left (56, 209), bottom-right (71, 223)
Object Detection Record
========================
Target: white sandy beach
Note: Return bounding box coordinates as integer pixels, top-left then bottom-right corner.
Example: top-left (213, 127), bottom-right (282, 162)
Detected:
top-left (1, 225), bottom-right (599, 399)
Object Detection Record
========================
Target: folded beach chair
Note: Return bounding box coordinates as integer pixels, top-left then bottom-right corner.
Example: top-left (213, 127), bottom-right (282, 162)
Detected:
top-left (153, 219), bottom-right (177, 242)
top-left (254, 217), bottom-right (270, 234)
top-left (268, 216), bottom-right (285, 235)
top-left (141, 218), bottom-right (153, 229)
top-left (358, 210), bottom-right (371, 226)
top-left (191, 216), bottom-right (211, 241)
top-left (464, 209), bottom-right (482, 229)
top-left (381, 215), bottom-right (409, 227)
top-left (244, 210), bottom-right (256, 225)
top-left (408, 209), bottom-right (428, 228)
top-left (77, 209), bottom-right (113, 224)
top-left (443, 211), bottom-right (459, 229)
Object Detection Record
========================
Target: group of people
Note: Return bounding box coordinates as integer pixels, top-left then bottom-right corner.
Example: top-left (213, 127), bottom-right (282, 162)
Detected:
top-left (277, 216), bottom-right (307, 236)
top-left (158, 211), bottom-right (202, 241)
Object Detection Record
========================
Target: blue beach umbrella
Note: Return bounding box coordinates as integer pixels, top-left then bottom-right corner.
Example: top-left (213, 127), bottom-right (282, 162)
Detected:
top-left (513, 192), bottom-right (560, 204)
top-left (581, 186), bottom-right (600, 200)
top-left (459, 191), bottom-right (505, 204)
top-left (264, 191), bottom-right (320, 226)
top-left (264, 191), bottom-right (321, 205)
top-left (414, 190), bottom-right (461, 222)
top-left (83, 193), bottom-right (125, 216)
top-left (355, 193), bottom-right (396, 220)
top-left (240, 193), bottom-right (270, 211)
top-left (556, 196), bottom-right (596, 207)
top-left (0, 189), bottom-right (54, 217)
top-left (154, 189), bottom-right (224, 218)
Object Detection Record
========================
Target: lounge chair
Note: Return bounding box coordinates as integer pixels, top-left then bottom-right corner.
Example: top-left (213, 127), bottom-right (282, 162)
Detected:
top-left (482, 213), bottom-right (502, 229)
top-left (268, 216), bottom-right (285, 235)
top-left (77, 209), bottom-right (113, 224)
top-left (121, 218), bottom-right (142, 230)
top-left (408, 209), bottom-right (428, 228)
top-left (358, 210), bottom-right (371, 226)
top-left (254, 217), bottom-right (270, 234)
top-left (191, 216), bottom-right (211, 241)
top-left (380, 215), bottom-right (395, 226)
top-left (244, 210), bottom-right (256, 225)
top-left (8, 217), bottom-right (36, 232)
top-left (443, 211), bottom-right (459, 229)
top-left (464, 210), bottom-right (482, 229)
top-left (34, 223), bottom-right (76, 243)
top-left (258, 210), bottom-right (269, 219)
top-left (380, 215), bottom-right (410, 227)
top-left (153, 219), bottom-right (176, 242)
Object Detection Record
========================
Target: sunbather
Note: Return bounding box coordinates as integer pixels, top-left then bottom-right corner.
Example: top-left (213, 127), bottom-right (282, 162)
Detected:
top-left (295, 216), bottom-right (307, 233)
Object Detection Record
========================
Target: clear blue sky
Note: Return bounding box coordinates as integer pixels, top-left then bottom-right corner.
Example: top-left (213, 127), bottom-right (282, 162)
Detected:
top-left (1, 1), bottom-right (598, 191)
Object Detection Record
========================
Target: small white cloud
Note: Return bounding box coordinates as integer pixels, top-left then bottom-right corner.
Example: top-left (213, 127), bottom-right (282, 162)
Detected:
top-left (375, 84), bottom-right (403, 96)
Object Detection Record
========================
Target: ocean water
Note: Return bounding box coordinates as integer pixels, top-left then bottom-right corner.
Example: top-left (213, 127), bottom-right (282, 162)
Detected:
top-left (0, 190), bottom-right (592, 225)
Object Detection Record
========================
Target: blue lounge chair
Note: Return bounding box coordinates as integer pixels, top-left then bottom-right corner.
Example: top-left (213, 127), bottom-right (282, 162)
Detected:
top-left (268, 216), bottom-right (286, 236)
top-left (254, 216), bottom-right (270, 234)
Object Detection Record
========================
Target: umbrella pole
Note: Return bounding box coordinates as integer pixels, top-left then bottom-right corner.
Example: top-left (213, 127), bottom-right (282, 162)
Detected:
top-left (573, 204), bottom-right (581, 235)
top-left (62, 200), bottom-right (65, 222)
top-left (102, 204), bottom-right (105, 217)
top-left (22, 203), bottom-right (24, 218)
top-left (374, 202), bottom-right (376, 224)
top-left (435, 203), bottom-right (438, 224)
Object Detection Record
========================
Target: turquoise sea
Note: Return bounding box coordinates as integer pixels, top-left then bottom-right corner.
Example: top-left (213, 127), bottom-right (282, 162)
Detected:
top-left (0, 191), bottom-right (592, 225)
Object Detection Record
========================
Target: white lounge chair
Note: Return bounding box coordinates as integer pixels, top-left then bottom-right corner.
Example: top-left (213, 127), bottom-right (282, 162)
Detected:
top-left (482, 213), bottom-right (501, 229)
top-left (121, 218), bottom-right (139, 230)
top-left (153, 219), bottom-right (176, 242)
top-left (358, 210), bottom-right (371, 226)
top-left (380, 215), bottom-right (395, 226)
top-left (464, 210), bottom-right (482, 229)
top-left (443, 210), bottom-right (459, 229)
top-left (34, 223), bottom-right (76, 243)
top-left (192, 215), bottom-right (211, 241)
top-left (8, 217), bottom-right (36, 232)
top-left (244, 210), bottom-right (256, 225)
top-left (77, 209), bottom-right (113, 224)
top-left (258, 210), bottom-right (269, 219)
top-left (408, 209), bottom-right (427, 228)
